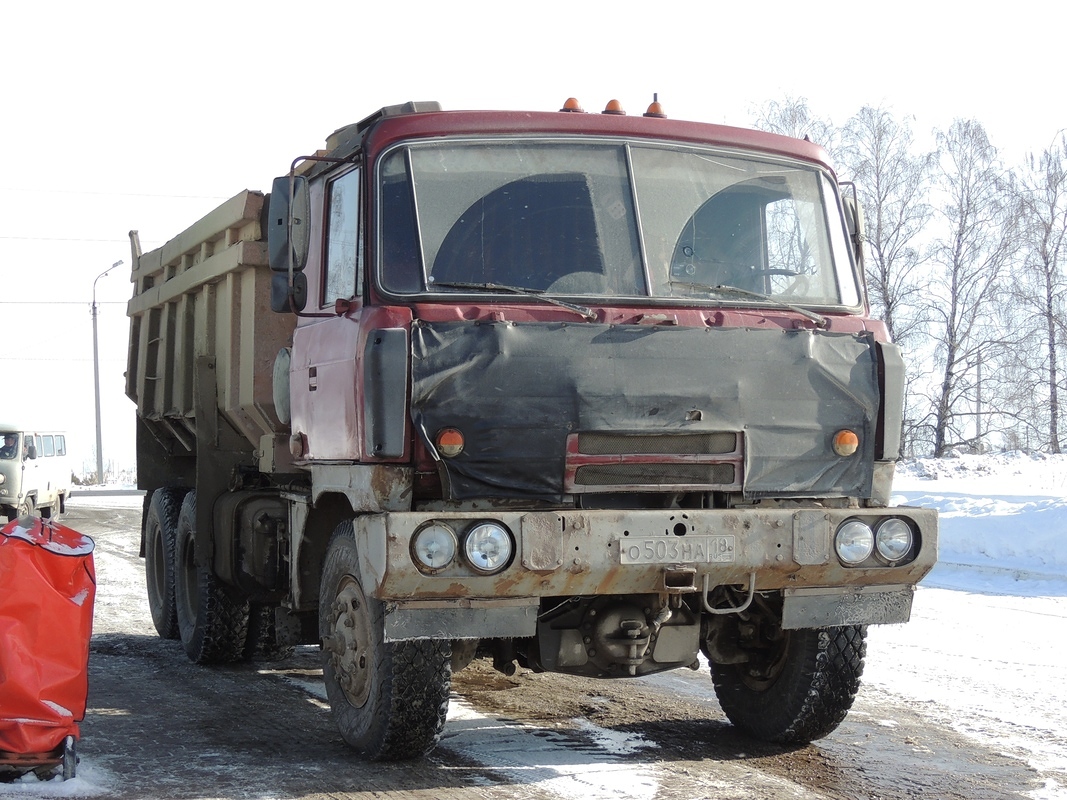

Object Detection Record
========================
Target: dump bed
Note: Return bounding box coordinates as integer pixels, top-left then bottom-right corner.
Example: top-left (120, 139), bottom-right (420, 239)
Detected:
top-left (126, 191), bottom-right (294, 459)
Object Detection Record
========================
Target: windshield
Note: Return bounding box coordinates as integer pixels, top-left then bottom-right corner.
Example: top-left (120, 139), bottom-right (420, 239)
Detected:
top-left (377, 139), bottom-right (860, 308)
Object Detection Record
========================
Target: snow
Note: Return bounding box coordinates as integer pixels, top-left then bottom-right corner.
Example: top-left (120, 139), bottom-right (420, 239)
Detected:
top-left (5, 456), bottom-right (1067, 797)
top-left (868, 452), bottom-right (1067, 798)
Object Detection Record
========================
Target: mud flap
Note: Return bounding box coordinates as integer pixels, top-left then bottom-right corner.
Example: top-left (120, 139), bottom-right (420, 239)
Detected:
top-left (782, 584), bottom-right (913, 629)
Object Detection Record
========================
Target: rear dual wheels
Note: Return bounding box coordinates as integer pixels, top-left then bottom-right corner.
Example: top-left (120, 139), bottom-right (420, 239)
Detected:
top-left (173, 491), bottom-right (249, 663)
top-left (144, 488), bottom-right (187, 639)
top-left (320, 520), bottom-right (452, 760)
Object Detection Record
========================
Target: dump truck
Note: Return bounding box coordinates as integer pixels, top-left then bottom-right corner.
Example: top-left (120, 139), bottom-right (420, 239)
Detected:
top-left (126, 98), bottom-right (937, 761)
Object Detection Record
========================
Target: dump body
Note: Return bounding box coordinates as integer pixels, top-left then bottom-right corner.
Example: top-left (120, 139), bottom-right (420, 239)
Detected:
top-left (128, 100), bottom-right (937, 758)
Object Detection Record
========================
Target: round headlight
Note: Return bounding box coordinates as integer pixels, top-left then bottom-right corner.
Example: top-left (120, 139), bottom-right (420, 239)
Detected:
top-left (0, 474), bottom-right (6, 485)
top-left (835, 520), bottom-right (874, 565)
top-left (463, 522), bottom-right (513, 574)
top-left (876, 518), bottom-right (914, 562)
top-left (411, 523), bottom-right (457, 572)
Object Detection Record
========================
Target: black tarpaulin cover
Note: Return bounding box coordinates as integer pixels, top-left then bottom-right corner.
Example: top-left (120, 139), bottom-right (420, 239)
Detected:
top-left (410, 321), bottom-right (880, 502)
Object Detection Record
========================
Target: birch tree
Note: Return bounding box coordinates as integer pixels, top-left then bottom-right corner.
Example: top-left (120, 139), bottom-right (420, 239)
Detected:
top-left (1010, 134), bottom-right (1067, 453)
top-left (926, 119), bottom-right (1017, 457)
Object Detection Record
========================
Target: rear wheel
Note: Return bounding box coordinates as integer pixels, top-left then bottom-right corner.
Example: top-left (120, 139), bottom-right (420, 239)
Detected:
top-left (174, 491), bottom-right (249, 663)
top-left (320, 520), bottom-right (451, 760)
top-left (711, 625), bottom-right (866, 744)
top-left (243, 603), bottom-right (294, 661)
top-left (144, 488), bottom-right (187, 640)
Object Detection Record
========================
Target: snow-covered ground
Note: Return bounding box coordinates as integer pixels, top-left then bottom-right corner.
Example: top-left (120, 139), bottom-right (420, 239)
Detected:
top-left (866, 452), bottom-right (1067, 800)
top-left (5, 454), bottom-right (1067, 798)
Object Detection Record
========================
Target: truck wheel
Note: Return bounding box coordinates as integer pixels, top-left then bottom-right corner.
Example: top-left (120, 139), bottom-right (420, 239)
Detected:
top-left (144, 488), bottom-right (187, 640)
top-left (243, 603), bottom-right (294, 661)
top-left (711, 625), bottom-right (866, 744)
top-left (174, 491), bottom-right (249, 663)
top-left (319, 520), bottom-right (451, 760)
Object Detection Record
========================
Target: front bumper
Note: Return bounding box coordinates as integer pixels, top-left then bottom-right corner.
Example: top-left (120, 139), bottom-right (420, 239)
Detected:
top-left (349, 506), bottom-right (937, 641)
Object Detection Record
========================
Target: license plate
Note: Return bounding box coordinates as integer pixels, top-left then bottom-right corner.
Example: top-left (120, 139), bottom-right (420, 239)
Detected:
top-left (619, 535), bottom-right (735, 564)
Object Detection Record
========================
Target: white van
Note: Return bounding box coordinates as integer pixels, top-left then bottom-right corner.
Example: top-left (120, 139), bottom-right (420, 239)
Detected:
top-left (0, 428), bottom-right (72, 521)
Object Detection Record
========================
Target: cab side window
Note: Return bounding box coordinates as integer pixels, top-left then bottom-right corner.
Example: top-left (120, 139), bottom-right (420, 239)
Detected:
top-left (324, 167), bottom-right (362, 305)
top-left (43, 435), bottom-right (55, 457)
top-left (55, 435), bottom-right (66, 456)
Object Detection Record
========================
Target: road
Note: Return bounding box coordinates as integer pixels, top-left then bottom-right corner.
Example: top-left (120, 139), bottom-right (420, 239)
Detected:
top-left (2, 496), bottom-right (1063, 799)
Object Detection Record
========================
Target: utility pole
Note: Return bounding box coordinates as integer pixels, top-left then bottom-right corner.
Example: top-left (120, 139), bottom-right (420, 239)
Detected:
top-left (92, 260), bottom-right (124, 484)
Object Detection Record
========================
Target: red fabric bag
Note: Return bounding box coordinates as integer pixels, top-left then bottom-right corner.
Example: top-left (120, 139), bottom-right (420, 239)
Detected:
top-left (0, 517), bottom-right (95, 756)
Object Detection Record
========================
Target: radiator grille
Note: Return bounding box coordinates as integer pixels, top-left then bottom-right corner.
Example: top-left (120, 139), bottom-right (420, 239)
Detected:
top-left (574, 463), bottom-right (736, 486)
top-left (577, 432), bottom-right (738, 456)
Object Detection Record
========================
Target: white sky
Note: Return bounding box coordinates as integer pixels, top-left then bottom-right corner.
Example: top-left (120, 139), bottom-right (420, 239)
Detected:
top-left (2, 0), bottom-right (1063, 474)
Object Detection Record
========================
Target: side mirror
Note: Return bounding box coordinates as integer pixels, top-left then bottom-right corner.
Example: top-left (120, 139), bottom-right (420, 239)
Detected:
top-left (841, 188), bottom-right (865, 269)
top-left (268, 175), bottom-right (310, 267)
top-left (267, 175), bottom-right (310, 313)
top-left (26, 443), bottom-right (37, 460)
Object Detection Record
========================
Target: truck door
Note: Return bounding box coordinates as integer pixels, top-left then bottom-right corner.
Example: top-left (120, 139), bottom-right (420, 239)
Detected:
top-left (291, 167), bottom-right (364, 461)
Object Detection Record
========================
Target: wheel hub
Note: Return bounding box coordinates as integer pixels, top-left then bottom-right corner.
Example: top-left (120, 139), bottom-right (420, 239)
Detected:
top-left (327, 577), bottom-right (372, 707)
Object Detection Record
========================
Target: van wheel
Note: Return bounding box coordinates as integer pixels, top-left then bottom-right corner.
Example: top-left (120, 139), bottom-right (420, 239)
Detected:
top-left (144, 488), bottom-right (188, 639)
top-left (174, 491), bottom-right (249, 663)
top-left (320, 520), bottom-right (451, 760)
top-left (17, 497), bottom-right (34, 518)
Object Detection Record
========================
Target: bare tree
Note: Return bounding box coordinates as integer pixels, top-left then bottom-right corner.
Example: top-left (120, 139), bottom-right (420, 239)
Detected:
top-left (925, 119), bottom-right (1018, 457)
top-left (1010, 134), bottom-right (1067, 453)
top-left (838, 106), bottom-right (933, 347)
top-left (753, 96), bottom-right (839, 157)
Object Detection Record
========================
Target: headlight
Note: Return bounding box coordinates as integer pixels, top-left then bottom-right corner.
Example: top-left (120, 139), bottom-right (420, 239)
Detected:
top-left (463, 522), bottom-right (513, 574)
top-left (0, 474), bottom-right (6, 485)
top-left (835, 520), bottom-right (874, 565)
top-left (411, 523), bottom-right (457, 572)
top-left (875, 518), bottom-right (913, 562)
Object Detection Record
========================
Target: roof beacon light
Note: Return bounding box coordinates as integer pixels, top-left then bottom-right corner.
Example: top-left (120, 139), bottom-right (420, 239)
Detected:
top-left (644, 93), bottom-right (667, 118)
top-left (560, 97), bottom-right (585, 112)
top-left (602, 99), bottom-right (626, 115)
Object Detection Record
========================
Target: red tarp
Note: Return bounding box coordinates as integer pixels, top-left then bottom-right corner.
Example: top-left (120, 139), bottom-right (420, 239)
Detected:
top-left (0, 517), bottom-right (95, 756)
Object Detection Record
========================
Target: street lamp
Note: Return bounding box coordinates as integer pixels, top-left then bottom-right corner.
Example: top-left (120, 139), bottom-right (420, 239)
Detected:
top-left (92, 260), bottom-right (124, 485)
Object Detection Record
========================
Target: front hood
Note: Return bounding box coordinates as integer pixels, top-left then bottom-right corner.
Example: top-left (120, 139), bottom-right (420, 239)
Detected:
top-left (410, 321), bottom-right (880, 501)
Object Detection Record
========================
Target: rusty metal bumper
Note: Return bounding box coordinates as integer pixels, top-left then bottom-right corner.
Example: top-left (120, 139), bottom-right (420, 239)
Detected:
top-left (349, 506), bottom-right (938, 641)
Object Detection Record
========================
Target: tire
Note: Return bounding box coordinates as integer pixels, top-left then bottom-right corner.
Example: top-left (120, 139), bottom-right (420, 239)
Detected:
top-left (711, 625), bottom-right (866, 744)
top-left (319, 520), bottom-right (452, 760)
top-left (244, 603), bottom-right (294, 661)
top-left (17, 496), bottom-right (34, 519)
top-left (174, 491), bottom-right (250, 663)
top-left (144, 488), bottom-right (187, 640)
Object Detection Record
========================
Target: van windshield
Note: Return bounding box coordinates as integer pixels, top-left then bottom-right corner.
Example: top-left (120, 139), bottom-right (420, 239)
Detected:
top-left (376, 139), bottom-right (860, 308)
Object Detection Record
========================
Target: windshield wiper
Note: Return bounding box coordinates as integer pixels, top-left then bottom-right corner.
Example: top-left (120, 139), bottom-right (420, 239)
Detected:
top-left (668, 280), bottom-right (828, 328)
top-left (429, 281), bottom-right (597, 321)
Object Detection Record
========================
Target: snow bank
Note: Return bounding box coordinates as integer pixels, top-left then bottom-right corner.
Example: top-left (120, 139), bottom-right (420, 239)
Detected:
top-left (894, 452), bottom-right (1067, 592)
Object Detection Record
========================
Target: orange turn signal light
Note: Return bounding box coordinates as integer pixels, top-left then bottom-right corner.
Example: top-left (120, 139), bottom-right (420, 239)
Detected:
top-left (436, 428), bottom-right (465, 458)
top-left (602, 99), bottom-right (626, 115)
top-left (832, 429), bottom-right (860, 457)
top-left (560, 97), bottom-right (584, 112)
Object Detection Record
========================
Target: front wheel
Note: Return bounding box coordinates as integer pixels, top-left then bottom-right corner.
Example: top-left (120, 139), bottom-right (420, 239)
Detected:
top-left (174, 491), bottom-right (249, 663)
top-left (711, 625), bottom-right (866, 744)
top-left (319, 520), bottom-right (452, 760)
